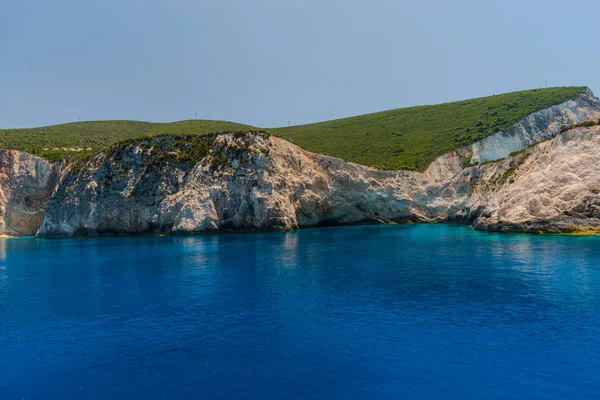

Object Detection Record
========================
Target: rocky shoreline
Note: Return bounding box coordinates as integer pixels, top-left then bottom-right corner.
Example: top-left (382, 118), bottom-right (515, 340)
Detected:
top-left (1, 90), bottom-right (600, 238)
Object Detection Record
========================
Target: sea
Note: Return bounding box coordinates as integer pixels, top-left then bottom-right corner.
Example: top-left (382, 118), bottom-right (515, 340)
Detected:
top-left (1, 224), bottom-right (599, 399)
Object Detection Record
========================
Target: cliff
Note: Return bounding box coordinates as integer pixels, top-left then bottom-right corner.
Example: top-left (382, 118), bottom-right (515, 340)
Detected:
top-left (2, 89), bottom-right (600, 237)
top-left (0, 150), bottom-right (60, 236)
top-left (469, 126), bottom-right (600, 232)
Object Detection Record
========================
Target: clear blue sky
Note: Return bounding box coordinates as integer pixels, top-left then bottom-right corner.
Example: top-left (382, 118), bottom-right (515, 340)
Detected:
top-left (2, 0), bottom-right (598, 129)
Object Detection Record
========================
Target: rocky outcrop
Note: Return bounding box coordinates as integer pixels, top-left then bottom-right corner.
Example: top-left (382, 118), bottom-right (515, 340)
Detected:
top-left (3, 90), bottom-right (600, 237)
top-left (38, 134), bottom-right (297, 236)
top-left (468, 88), bottom-right (600, 163)
top-left (0, 150), bottom-right (60, 236)
top-left (469, 126), bottom-right (600, 233)
top-left (37, 125), bottom-right (600, 237)
top-left (37, 133), bottom-right (414, 236)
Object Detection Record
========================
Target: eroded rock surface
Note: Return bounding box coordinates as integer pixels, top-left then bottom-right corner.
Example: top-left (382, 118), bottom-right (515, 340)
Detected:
top-left (470, 126), bottom-right (600, 232)
top-left (0, 150), bottom-right (60, 236)
top-left (469, 88), bottom-right (600, 163)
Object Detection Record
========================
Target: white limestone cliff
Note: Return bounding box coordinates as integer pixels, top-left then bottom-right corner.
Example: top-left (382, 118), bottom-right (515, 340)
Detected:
top-left (0, 150), bottom-right (60, 236)
top-left (2, 89), bottom-right (600, 237)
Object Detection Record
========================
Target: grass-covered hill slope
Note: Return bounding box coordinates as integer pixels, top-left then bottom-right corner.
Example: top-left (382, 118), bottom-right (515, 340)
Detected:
top-left (0, 86), bottom-right (587, 169)
top-left (270, 86), bottom-right (587, 170)
top-left (0, 120), bottom-right (256, 160)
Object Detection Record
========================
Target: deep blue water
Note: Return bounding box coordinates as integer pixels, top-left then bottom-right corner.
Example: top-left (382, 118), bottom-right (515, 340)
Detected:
top-left (1, 225), bottom-right (599, 399)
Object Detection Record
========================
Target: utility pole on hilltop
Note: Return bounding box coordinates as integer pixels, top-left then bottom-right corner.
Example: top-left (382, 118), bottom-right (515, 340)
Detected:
top-left (195, 112), bottom-right (197, 120)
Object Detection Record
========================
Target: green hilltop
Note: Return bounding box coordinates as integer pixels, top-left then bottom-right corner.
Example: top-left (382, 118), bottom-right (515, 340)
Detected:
top-left (270, 86), bottom-right (587, 170)
top-left (0, 120), bottom-right (256, 161)
top-left (0, 86), bottom-right (587, 170)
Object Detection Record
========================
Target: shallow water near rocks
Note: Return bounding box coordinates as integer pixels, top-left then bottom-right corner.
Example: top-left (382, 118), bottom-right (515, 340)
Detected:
top-left (1, 224), bottom-right (599, 399)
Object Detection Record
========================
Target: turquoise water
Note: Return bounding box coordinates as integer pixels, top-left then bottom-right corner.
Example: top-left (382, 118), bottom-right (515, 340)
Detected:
top-left (0, 225), bottom-right (599, 399)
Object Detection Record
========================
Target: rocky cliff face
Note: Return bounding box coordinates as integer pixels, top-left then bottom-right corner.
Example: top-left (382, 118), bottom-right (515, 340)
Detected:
top-left (0, 150), bottom-right (60, 236)
top-left (3, 90), bottom-right (600, 237)
top-left (468, 88), bottom-right (600, 163)
top-left (37, 125), bottom-right (600, 237)
top-left (469, 126), bottom-right (600, 232)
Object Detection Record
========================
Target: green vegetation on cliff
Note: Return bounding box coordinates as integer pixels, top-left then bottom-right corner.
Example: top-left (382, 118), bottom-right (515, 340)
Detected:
top-left (0, 86), bottom-right (587, 170)
top-left (0, 120), bottom-right (255, 161)
top-left (270, 86), bottom-right (587, 170)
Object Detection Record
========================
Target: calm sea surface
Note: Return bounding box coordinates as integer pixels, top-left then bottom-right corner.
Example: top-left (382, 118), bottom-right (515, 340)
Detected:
top-left (0, 225), bottom-right (599, 399)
